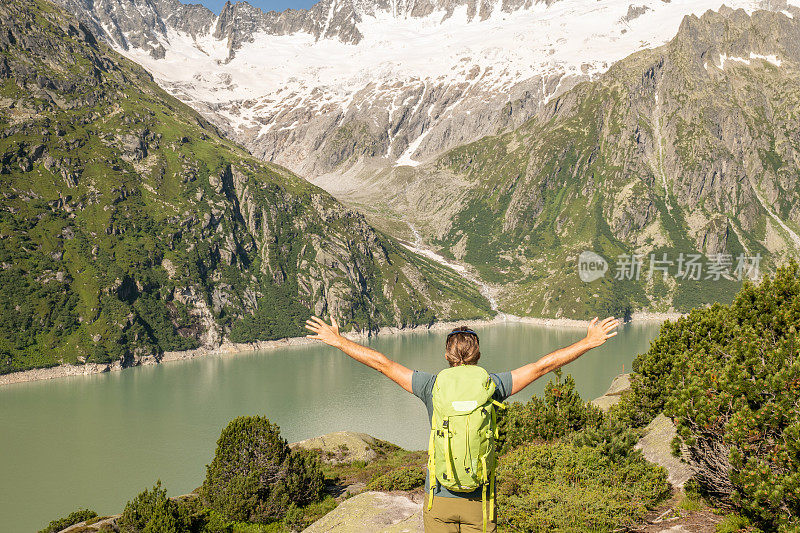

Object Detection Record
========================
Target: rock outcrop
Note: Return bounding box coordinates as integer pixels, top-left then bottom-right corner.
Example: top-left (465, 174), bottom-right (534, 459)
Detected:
top-left (635, 414), bottom-right (694, 489)
top-left (591, 373), bottom-right (631, 412)
top-left (302, 491), bottom-right (423, 533)
top-left (291, 431), bottom-right (379, 464)
top-left (592, 374), bottom-right (694, 489)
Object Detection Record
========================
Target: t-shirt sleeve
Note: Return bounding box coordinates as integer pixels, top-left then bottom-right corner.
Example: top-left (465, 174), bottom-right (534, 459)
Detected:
top-left (491, 372), bottom-right (513, 402)
top-left (411, 370), bottom-right (436, 404)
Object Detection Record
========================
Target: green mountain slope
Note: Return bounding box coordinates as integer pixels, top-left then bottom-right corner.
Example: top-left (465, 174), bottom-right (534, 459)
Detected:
top-left (0, 0), bottom-right (492, 374)
top-left (346, 6), bottom-right (800, 319)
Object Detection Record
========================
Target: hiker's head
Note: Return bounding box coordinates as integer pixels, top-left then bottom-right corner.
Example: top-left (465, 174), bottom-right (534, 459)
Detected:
top-left (445, 326), bottom-right (480, 366)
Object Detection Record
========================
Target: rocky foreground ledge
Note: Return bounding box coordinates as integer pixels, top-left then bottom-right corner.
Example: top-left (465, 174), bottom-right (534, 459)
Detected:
top-left (56, 374), bottom-right (695, 533)
top-left (297, 377), bottom-right (696, 533)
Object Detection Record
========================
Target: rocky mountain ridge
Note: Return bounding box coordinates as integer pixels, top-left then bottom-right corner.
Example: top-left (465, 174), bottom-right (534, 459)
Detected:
top-left (55, 0), bottom-right (799, 179)
top-left (341, 6), bottom-right (800, 318)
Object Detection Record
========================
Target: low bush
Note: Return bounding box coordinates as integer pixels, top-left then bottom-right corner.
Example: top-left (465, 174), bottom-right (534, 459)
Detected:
top-left (611, 262), bottom-right (800, 531)
top-left (496, 442), bottom-right (670, 532)
top-left (321, 442), bottom-right (426, 489)
top-left (497, 371), bottom-right (604, 454)
top-left (38, 508), bottom-right (97, 533)
top-left (200, 416), bottom-right (325, 524)
top-left (715, 513), bottom-right (757, 533)
top-left (367, 466), bottom-right (426, 491)
top-left (569, 415), bottom-right (642, 463)
top-left (117, 481), bottom-right (194, 533)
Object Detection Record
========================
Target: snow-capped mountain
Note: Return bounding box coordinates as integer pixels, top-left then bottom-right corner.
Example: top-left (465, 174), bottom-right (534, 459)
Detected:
top-left (58, 0), bottom-right (798, 178)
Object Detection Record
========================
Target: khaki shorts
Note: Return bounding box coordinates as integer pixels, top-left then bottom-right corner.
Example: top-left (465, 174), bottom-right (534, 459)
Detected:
top-left (423, 495), bottom-right (497, 533)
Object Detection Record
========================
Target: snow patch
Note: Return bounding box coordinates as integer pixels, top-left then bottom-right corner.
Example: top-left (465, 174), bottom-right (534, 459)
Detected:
top-left (718, 53), bottom-right (750, 68)
top-left (112, 0), bottom-right (778, 142)
top-left (395, 128), bottom-right (432, 167)
top-left (716, 52), bottom-right (782, 69)
top-left (749, 52), bottom-right (782, 67)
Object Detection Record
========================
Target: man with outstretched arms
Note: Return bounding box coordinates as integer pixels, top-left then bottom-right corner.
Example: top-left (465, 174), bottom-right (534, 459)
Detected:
top-left (305, 316), bottom-right (620, 532)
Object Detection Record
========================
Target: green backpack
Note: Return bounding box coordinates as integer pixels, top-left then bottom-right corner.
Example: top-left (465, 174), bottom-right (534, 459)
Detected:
top-left (427, 365), bottom-right (505, 532)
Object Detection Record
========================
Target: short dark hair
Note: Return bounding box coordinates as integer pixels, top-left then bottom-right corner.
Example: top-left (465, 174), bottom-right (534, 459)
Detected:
top-left (445, 326), bottom-right (480, 366)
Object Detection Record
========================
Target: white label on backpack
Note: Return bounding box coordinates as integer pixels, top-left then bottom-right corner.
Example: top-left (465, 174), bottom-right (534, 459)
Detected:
top-left (452, 400), bottom-right (478, 412)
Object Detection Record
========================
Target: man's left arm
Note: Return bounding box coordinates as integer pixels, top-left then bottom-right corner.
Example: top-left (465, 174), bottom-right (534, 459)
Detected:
top-left (509, 316), bottom-right (619, 395)
top-left (305, 316), bottom-right (413, 393)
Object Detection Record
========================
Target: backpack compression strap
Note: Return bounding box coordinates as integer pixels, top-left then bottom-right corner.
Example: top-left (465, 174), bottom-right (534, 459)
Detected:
top-left (443, 417), bottom-right (455, 483)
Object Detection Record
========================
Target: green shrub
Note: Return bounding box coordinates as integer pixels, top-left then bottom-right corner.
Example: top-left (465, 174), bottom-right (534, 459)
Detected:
top-left (496, 442), bottom-right (669, 532)
top-left (367, 466), bottom-right (426, 491)
top-left (611, 262), bottom-right (800, 531)
top-left (677, 493), bottom-right (705, 512)
top-left (610, 303), bottom-right (731, 428)
top-left (498, 372), bottom-right (604, 454)
top-left (38, 508), bottom-right (98, 533)
top-left (201, 416), bottom-right (324, 524)
top-left (569, 416), bottom-right (642, 463)
top-left (716, 513), bottom-right (757, 533)
top-left (118, 481), bottom-right (193, 533)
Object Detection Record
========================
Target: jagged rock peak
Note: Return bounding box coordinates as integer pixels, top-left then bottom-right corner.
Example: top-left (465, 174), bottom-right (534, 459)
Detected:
top-left (59, 0), bottom-right (563, 54)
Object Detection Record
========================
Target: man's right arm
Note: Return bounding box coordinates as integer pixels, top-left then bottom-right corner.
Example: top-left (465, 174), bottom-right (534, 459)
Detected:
top-left (509, 317), bottom-right (619, 395)
top-left (305, 316), bottom-right (414, 393)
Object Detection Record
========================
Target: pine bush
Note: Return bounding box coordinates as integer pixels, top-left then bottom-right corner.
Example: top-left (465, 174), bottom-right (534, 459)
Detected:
top-left (611, 261), bottom-right (800, 530)
top-left (117, 481), bottom-right (192, 533)
top-left (200, 416), bottom-right (325, 524)
top-left (498, 372), bottom-right (605, 454)
top-left (496, 442), bottom-right (669, 532)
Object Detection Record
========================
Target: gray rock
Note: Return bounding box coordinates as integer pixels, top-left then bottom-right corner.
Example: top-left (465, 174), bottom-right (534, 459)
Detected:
top-left (591, 373), bottom-right (631, 412)
top-left (302, 491), bottom-right (422, 533)
top-left (635, 414), bottom-right (694, 489)
top-left (291, 431), bottom-right (378, 464)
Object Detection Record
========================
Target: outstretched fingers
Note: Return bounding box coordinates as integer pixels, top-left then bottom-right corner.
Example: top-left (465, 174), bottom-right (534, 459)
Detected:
top-left (601, 317), bottom-right (620, 339)
top-left (602, 319), bottom-right (619, 331)
top-left (309, 316), bottom-right (328, 327)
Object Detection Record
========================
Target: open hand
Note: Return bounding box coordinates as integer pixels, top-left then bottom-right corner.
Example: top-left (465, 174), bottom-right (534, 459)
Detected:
top-left (305, 316), bottom-right (342, 347)
top-left (585, 316), bottom-right (620, 348)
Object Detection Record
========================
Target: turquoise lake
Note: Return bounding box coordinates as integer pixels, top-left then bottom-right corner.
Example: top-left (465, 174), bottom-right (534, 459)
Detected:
top-left (0, 320), bottom-right (664, 531)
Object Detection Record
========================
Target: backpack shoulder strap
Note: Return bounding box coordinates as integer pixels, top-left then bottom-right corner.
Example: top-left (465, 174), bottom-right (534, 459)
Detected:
top-left (427, 410), bottom-right (436, 510)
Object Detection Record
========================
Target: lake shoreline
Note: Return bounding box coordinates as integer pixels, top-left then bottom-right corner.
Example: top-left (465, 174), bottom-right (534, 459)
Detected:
top-left (0, 311), bottom-right (681, 387)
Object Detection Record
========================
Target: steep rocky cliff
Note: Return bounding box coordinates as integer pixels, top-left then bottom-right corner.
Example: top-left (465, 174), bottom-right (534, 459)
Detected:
top-left (0, 0), bottom-right (492, 374)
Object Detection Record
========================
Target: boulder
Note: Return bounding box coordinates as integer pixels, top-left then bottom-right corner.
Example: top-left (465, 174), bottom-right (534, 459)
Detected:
top-left (302, 491), bottom-right (422, 533)
top-left (635, 414), bottom-right (694, 488)
top-left (591, 373), bottom-right (631, 412)
top-left (291, 431), bottom-right (378, 464)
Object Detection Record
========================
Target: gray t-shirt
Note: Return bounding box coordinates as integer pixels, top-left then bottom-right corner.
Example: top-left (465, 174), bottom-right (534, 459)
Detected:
top-left (412, 369), bottom-right (513, 498)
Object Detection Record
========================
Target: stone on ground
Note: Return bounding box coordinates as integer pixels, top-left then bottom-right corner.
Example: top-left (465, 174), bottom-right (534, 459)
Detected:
top-left (635, 413), bottom-right (694, 488)
top-left (591, 373), bottom-right (631, 412)
top-left (302, 491), bottom-right (422, 533)
top-left (290, 431), bottom-right (378, 464)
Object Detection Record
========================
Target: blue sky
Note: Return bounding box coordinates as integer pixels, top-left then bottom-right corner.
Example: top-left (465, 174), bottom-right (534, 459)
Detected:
top-left (196, 0), bottom-right (319, 14)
